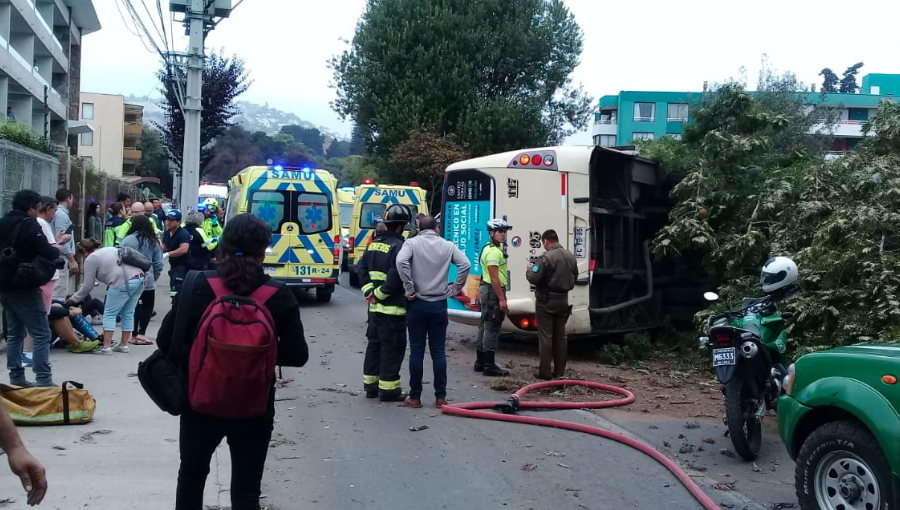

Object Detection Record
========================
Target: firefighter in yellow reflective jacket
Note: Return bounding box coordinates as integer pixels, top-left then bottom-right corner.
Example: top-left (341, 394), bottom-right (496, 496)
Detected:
top-left (359, 204), bottom-right (410, 401)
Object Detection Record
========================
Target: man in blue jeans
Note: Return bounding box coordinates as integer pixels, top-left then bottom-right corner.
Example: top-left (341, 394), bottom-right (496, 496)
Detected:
top-left (396, 216), bottom-right (470, 408)
top-left (0, 190), bottom-right (68, 387)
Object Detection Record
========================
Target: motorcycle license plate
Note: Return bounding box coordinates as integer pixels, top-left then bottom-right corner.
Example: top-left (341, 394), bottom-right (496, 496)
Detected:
top-left (712, 347), bottom-right (736, 367)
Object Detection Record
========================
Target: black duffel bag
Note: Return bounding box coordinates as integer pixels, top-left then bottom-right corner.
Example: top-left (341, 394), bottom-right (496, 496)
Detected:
top-left (137, 271), bottom-right (199, 416)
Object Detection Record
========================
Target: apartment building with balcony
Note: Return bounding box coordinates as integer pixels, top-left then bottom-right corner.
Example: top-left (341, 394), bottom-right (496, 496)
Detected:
top-left (0, 0), bottom-right (100, 145)
top-left (592, 73), bottom-right (900, 158)
top-left (77, 92), bottom-right (143, 178)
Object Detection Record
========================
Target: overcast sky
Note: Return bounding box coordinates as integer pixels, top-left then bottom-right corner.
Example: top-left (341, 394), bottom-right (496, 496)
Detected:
top-left (85, 0), bottom-right (899, 144)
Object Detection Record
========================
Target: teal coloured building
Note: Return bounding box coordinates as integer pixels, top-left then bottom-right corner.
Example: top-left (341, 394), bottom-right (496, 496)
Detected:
top-left (593, 73), bottom-right (900, 158)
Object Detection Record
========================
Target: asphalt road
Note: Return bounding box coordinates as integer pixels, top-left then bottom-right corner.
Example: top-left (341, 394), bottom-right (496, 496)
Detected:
top-left (259, 275), bottom-right (785, 510)
top-left (0, 271), bottom-right (797, 509)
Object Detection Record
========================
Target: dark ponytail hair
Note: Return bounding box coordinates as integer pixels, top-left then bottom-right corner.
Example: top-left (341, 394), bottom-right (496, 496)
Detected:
top-left (127, 214), bottom-right (156, 247)
top-left (217, 213), bottom-right (272, 295)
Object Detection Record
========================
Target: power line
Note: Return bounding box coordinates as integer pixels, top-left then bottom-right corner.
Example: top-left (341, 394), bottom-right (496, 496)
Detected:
top-left (139, 0), bottom-right (167, 52)
top-left (156, 0), bottom-right (171, 54)
top-left (121, 0), bottom-right (167, 60)
top-left (114, 0), bottom-right (153, 53)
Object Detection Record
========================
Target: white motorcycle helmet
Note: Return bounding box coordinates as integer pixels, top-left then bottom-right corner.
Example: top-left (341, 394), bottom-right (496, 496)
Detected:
top-left (760, 256), bottom-right (798, 294)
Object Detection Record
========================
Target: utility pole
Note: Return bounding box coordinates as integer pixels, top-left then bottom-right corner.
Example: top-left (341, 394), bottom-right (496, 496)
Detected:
top-left (169, 0), bottom-right (232, 212)
top-left (178, 0), bottom-right (207, 214)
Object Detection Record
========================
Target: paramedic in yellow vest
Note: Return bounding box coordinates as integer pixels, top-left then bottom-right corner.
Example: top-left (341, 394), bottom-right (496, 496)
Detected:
top-left (200, 198), bottom-right (224, 241)
top-left (474, 218), bottom-right (512, 377)
top-left (112, 202), bottom-right (159, 247)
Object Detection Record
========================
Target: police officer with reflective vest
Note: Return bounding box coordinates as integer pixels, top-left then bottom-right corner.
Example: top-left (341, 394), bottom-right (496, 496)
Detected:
top-left (474, 218), bottom-right (512, 377)
top-left (526, 229), bottom-right (578, 380)
top-left (360, 205), bottom-right (409, 401)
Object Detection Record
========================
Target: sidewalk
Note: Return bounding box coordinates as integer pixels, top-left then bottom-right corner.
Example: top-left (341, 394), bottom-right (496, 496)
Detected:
top-left (0, 271), bottom-right (231, 509)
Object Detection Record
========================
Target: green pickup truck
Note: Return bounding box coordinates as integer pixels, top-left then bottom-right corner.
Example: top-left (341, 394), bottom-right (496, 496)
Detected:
top-left (777, 344), bottom-right (900, 510)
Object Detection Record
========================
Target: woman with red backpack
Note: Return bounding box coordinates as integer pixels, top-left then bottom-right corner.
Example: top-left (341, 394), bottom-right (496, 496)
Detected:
top-left (157, 213), bottom-right (309, 510)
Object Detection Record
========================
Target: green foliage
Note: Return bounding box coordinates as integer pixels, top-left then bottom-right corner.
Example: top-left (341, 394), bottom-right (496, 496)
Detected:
top-left (840, 62), bottom-right (864, 94)
top-left (322, 155), bottom-right (381, 186)
top-left (138, 127), bottom-right (172, 194)
top-left (819, 68), bottom-right (839, 94)
top-left (0, 121), bottom-right (57, 155)
top-left (645, 69), bottom-right (900, 350)
top-left (155, 52), bottom-right (251, 172)
top-left (595, 332), bottom-right (653, 366)
top-left (330, 0), bottom-right (592, 158)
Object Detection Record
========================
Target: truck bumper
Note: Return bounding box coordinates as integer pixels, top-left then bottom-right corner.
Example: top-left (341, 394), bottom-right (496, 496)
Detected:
top-left (776, 395), bottom-right (812, 460)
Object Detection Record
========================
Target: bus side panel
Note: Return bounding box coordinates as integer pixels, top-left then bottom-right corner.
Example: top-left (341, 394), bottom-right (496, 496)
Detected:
top-left (567, 173), bottom-right (592, 335)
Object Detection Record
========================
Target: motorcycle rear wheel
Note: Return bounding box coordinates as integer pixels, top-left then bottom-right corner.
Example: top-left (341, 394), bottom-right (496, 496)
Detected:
top-left (725, 375), bottom-right (763, 461)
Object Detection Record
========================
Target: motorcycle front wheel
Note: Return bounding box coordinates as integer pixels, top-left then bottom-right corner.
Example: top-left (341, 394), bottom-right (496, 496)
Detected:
top-left (725, 375), bottom-right (763, 461)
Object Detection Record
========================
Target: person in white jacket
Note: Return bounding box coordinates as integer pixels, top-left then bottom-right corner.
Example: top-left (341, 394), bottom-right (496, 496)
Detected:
top-left (67, 239), bottom-right (145, 355)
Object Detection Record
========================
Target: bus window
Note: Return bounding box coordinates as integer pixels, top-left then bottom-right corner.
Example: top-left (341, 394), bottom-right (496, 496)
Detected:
top-left (339, 203), bottom-right (352, 228)
top-left (297, 192), bottom-right (331, 234)
top-left (250, 190), bottom-right (287, 232)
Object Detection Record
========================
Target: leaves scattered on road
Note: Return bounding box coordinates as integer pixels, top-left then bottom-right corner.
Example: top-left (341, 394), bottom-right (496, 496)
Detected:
top-left (713, 481), bottom-right (736, 491)
top-left (521, 463), bottom-right (538, 471)
top-left (80, 429), bottom-right (112, 444)
top-left (409, 425), bottom-right (429, 432)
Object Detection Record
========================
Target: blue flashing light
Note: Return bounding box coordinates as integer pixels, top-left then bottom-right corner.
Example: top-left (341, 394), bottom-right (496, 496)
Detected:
top-left (301, 167), bottom-right (312, 173)
top-left (273, 164), bottom-right (284, 171)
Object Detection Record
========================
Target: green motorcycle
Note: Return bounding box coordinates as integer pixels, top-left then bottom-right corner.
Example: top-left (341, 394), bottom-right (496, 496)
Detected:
top-left (699, 256), bottom-right (799, 461)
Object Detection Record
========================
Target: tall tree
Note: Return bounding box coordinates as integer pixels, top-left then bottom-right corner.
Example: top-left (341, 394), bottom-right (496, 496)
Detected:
top-left (330, 0), bottom-right (593, 158)
top-left (155, 52), bottom-right (251, 173)
top-left (348, 125), bottom-right (366, 156)
top-left (390, 131), bottom-right (470, 213)
top-left (137, 127), bottom-right (173, 195)
top-left (819, 68), bottom-right (839, 93)
top-left (326, 139), bottom-right (351, 159)
top-left (204, 125), bottom-right (261, 182)
top-left (280, 125), bottom-right (325, 155)
top-left (839, 62), bottom-right (864, 94)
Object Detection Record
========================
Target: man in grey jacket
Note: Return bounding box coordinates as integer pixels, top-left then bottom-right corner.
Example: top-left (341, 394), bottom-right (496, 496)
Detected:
top-left (396, 215), bottom-right (470, 408)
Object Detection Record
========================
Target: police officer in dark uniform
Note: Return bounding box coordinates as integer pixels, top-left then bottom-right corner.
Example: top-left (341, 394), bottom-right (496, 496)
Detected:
top-left (526, 229), bottom-right (578, 380)
top-left (359, 205), bottom-right (410, 401)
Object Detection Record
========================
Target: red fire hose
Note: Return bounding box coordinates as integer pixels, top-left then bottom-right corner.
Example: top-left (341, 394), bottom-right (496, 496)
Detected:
top-left (441, 379), bottom-right (722, 510)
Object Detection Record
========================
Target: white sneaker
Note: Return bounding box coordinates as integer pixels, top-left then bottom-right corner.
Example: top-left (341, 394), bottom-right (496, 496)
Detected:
top-left (91, 316), bottom-right (103, 325)
top-left (112, 345), bottom-right (129, 353)
top-left (94, 347), bottom-right (112, 355)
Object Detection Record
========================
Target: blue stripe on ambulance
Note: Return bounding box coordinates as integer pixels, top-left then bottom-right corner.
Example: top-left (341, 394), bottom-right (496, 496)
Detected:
top-left (278, 247), bottom-right (301, 264)
top-left (360, 188), bottom-right (377, 203)
top-left (299, 236), bottom-right (324, 264)
top-left (319, 232), bottom-right (335, 251)
top-left (355, 229), bottom-right (370, 249)
top-left (407, 192), bottom-right (420, 206)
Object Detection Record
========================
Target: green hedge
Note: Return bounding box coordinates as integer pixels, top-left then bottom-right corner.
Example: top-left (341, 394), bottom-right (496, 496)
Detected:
top-left (0, 121), bottom-right (57, 156)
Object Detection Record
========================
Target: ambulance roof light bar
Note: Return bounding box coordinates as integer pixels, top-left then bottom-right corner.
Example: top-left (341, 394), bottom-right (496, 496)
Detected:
top-left (362, 177), bottom-right (374, 184)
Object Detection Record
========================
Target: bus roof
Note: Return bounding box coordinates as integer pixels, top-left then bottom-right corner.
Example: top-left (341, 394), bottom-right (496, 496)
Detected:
top-left (445, 145), bottom-right (654, 173)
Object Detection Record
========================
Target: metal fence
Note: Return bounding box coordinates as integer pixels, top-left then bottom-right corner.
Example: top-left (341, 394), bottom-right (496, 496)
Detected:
top-left (0, 140), bottom-right (60, 213)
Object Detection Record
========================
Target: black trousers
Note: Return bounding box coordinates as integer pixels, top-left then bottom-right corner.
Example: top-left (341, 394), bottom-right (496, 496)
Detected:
top-left (175, 407), bottom-right (274, 510)
top-left (363, 313), bottom-right (407, 397)
top-left (132, 289), bottom-right (155, 336)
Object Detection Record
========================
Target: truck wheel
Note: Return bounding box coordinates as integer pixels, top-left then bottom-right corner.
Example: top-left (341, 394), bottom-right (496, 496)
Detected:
top-left (349, 271), bottom-right (360, 288)
top-left (725, 375), bottom-right (762, 461)
top-left (316, 287), bottom-right (333, 303)
top-left (796, 420), bottom-right (894, 510)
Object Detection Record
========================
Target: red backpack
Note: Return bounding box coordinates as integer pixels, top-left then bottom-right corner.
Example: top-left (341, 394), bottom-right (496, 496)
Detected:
top-left (188, 276), bottom-right (281, 419)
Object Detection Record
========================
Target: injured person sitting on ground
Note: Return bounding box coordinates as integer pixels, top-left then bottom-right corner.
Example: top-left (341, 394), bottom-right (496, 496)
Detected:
top-left (48, 301), bottom-right (101, 353)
